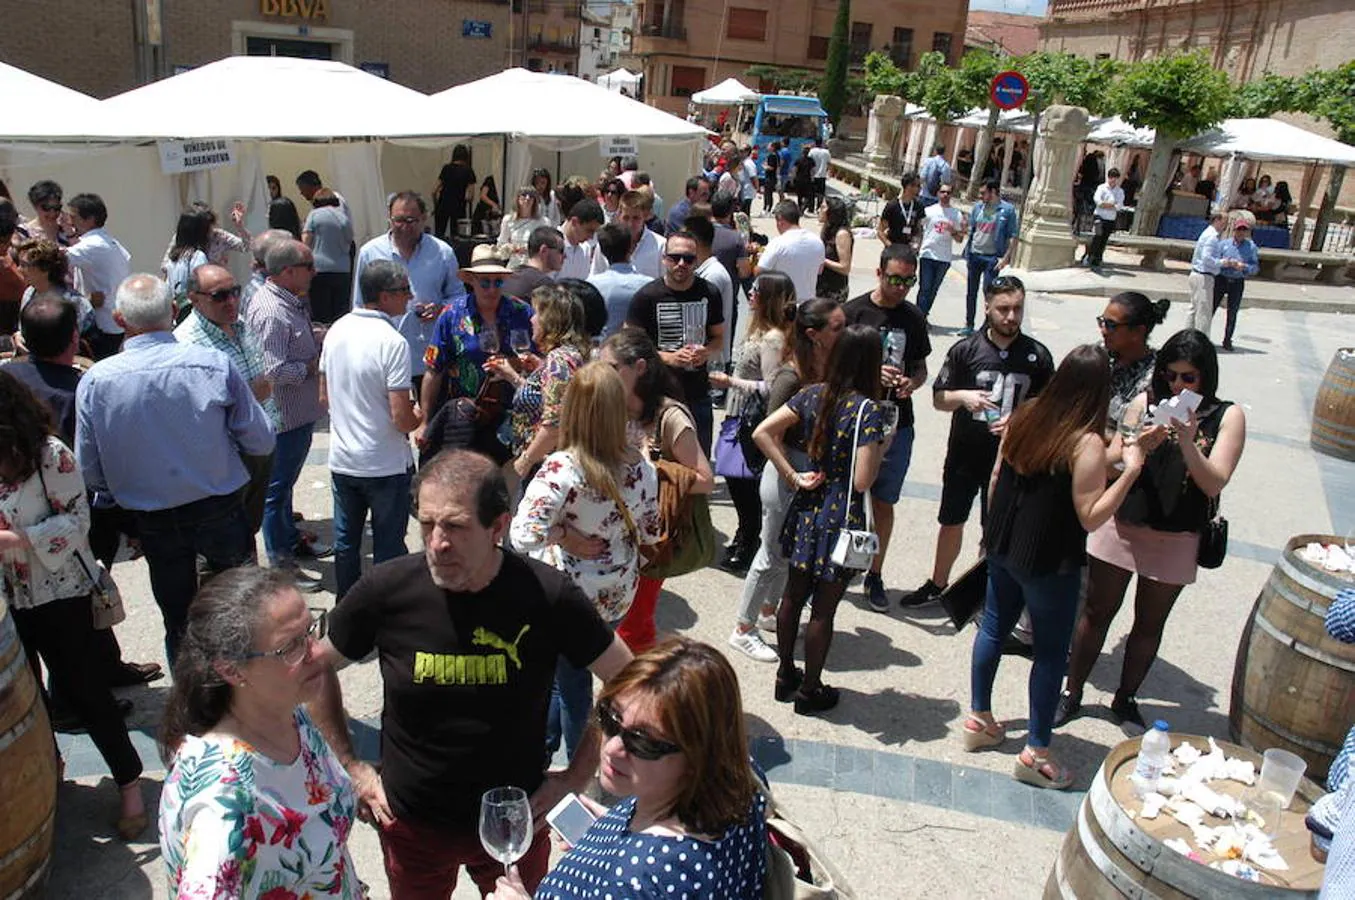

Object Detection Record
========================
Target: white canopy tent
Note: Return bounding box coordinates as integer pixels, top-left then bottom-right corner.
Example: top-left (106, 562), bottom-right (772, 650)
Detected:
top-left (691, 78), bottom-right (759, 106)
top-left (596, 68), bottom-right (642, 94)
top-left (417, 69), bottom-right (708, 211)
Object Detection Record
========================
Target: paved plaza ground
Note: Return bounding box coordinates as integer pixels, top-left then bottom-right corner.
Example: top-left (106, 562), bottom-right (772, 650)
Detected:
top-left (47, 201), bottom-right (1354, 898)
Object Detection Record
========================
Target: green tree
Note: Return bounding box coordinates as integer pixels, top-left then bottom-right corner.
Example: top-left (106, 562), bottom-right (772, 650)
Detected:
top-left (1017, 51), bottom-right (1120, 117)
top-left (744, 65), bottom-right (818, 94)
top-left (862, 51), bottom-right (906, 99)
top-left (819, 0), bottom-right (851, 126)
top-left (1109, 51), bottom-right (1234, 234)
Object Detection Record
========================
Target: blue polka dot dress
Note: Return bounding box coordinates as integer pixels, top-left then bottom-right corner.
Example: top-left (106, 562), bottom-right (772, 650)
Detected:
top-left (534, 793), bottom-right (767, 899)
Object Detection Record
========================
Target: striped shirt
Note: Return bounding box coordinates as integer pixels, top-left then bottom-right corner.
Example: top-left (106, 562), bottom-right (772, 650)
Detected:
top-left (243, 280), bottom-right (323, 432)
top-left (175, 310), bottom-right (281, 431)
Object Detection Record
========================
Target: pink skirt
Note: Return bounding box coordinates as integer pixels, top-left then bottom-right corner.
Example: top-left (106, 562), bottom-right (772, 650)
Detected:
top-left (1087, 518), bottom-right (1201, 586)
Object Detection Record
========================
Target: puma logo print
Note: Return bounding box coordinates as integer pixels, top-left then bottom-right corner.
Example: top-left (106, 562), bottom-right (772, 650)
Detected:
top-left (471, 625), bottom-right (531, 670)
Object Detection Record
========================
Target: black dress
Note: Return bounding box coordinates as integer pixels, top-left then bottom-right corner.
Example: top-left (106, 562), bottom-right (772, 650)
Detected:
top-left (435, 162), bottom-right (478, 239)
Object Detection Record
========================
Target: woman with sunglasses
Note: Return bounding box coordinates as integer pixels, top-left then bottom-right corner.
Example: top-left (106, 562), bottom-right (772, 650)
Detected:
top-left (493, 638), bottom-right (767, 900)
top-left (498, 186), bottom-right (552, 269)
top-left (22, 180), bottom-right (69, 246)
top-left (1097, 291), bottom-right (1170, 437)
top-left (754, 324), bottom-right (887, 714)
top-left (159, 567), bottom-right (361, 898)
top-left (1057, 330), bottom-right (1245, 730)
top-left (489, 285), bottom-right (589, 482)
top-left (0, 371), bottom-right (146, 837)
top-left (598, 177), bottom-right (625, 223)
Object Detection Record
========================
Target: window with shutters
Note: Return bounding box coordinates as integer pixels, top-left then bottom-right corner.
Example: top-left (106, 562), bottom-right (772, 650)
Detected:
top-left (890, 28), bottom-right (913, 68)
top-left (849, 22), bottom-right (872, 63)
top-left (726, 7), bottom-right (767, 41)
top-left (670, 65), bottom-right (706, 97)
top-left (807, 35), bottom-right (829, 60)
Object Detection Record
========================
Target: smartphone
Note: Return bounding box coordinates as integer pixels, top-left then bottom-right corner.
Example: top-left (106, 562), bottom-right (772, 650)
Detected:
top-left (546, 793), bottom-right (598, 847)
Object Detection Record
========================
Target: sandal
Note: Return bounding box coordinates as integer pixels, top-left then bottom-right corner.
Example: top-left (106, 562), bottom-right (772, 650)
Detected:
top-left (1013, 748), bottom-right (1074, 790)
top-left (774, 667), bottom-right (803, 703)
top-left (961, 714), bottom-right (1006, 752)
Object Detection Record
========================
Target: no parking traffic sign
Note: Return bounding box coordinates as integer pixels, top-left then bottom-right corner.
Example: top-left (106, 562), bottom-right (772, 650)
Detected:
top-left (990, 70), bottom-right (1030, 110)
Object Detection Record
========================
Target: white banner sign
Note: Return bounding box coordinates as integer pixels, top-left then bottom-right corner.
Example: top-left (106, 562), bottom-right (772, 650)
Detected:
top-left (600, 135), bottom-right (638, 158)
top-left (158, 139), bottom-right (236, 175)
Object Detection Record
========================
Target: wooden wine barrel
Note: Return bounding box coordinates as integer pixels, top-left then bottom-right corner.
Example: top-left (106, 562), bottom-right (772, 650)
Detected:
top-left (1310, 348), bottom-right (1355, 461)
top-left (0, 598), bottom-right (58, 899)
top-left (1045, 734), bottom-right (1324, 899)
top-left (1230, 533), bottom-right (1355, 783)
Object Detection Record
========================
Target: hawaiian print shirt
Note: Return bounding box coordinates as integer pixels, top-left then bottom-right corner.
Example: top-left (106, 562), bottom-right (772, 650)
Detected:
top-left (423, 294), bottom-right (535, 401)
top-left (509, 344), bottom-right (585, 454)
top-left (159, 708), bottom-right (362, 899)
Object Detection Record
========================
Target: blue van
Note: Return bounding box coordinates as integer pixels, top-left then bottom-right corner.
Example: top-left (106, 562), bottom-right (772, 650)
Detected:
top-left (750, 95), bottom-right (828, 178)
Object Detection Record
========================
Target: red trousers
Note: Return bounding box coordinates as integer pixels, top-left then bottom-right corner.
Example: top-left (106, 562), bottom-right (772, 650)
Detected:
top-left (378, 813), bottom-right (551, 899)
top-left (615, 576), bottom-right (664, 654)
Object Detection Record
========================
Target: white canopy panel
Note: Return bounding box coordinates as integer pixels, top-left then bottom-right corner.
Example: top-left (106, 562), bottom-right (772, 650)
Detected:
top-left (691, 77), bottom-right (759, 106)
top-left (0, 61), bottom-right (122, 140)
top-left (1180, 118), bottom-right (1355, 166)
top-left (597, 68), bottom-right (642, 91)
top-left (429, 69), bottom-right (707, 141)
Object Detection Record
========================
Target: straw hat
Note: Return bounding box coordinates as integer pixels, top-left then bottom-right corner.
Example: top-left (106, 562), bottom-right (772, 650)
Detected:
top-left (460, 244), bottom-right (513, 278)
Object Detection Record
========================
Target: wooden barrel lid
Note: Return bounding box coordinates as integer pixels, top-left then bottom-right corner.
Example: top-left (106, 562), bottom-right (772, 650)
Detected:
top-left (1091, 734), bottom-right (1324, 895)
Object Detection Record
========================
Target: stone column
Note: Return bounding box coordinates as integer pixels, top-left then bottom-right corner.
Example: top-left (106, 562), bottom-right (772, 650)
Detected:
top-left (1014, 104), bottom-right (1092, 271)
top-left (865, 95), bottom-right (903, 171)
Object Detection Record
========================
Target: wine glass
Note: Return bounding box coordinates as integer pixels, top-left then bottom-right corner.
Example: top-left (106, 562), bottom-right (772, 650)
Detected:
top-left (1118, 405), bottom-right (1143, 446)
top-left (479, 786), bottom-right (533, 875)
top-left (480, 326), bottom-right (501, 357)
top-left (510, 328), bottom-right (531, 356)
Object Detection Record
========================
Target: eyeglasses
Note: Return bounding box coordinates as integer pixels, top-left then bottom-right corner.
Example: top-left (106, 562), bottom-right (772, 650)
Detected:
top-left (477, 278), bottom-right (506, 289)
top-left (1163, 368), bottom-right (1199, 386)
top-left (883, 274), bottom-right (917, 288)
top-left (596, 701), bottom-right (681, 761)
top-left (239, 609), bottom-right (327, 667)
top-left (390, 215), bottom-right (422, 225)
top-left (665, 252), bottom-right (697, 265)
top-left (388, 283), bottom-right (413, 295)
top-left (1096, 315), bottom-right (1133, 332)
top-left (193, 285), bottom-right (242, 303)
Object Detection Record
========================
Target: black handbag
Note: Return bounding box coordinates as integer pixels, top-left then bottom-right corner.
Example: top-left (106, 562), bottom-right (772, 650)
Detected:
top-left (940, 558), bottom-right (989, 631)
top-left (735, 389), bottom-right (768, 472)
top-left (1198, 514), bottom-right (1228, 569)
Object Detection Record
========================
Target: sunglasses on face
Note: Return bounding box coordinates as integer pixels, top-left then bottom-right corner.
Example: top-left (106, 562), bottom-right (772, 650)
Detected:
top-left (1163, 369), bottom-right (1199, 386)
top-left (194, 285), bottom-right (242, 303)
top-left (239, 609), bottom-right (327, 667)
top-left (665, 252), bottom-right (697, 265)
top-left (1096, 315), bottom-right (1132, 332)
top-left (883, 274), bottom-right (917, 288)
top-left (478, 278), bottom-right (505, 289)
top-left (596, 701), bottom-right (681, 761)
top-left (390, 215), bottom-right (422, 225)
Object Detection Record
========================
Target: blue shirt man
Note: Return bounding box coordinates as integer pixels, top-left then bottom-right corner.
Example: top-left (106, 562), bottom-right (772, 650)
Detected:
top-left (960, 180), bottom-right (1020, 335)
top-left (587, 222), bottom-right (655, 337)
top-left (920, 147), bottom-right (953, 205)
top-left (665, 176), bottom-right (711, 234)
top-left (1213, 222), bottom-right (1261, 351)
top-left (352, 192), bottom-right (466, 378)
top-left (76, 274), bottom-right (274, 662)
top-left (1185, 214), bottom-right (1227, 333)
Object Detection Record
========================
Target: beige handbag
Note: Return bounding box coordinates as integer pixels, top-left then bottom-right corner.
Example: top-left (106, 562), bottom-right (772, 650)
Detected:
top-left (762, 783), bottom-right (855, 899)
top-left (76, 552), bottom-right (126, 630)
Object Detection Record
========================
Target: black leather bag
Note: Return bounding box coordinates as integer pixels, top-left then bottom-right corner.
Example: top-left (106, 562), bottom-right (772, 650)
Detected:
top-left (1198, 515), bottom-right (1228, 569)
top-left (940, 558), bottom-right (989, 631)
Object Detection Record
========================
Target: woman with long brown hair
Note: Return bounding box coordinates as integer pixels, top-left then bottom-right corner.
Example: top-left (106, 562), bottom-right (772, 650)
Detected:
top-left (964, 344), bottom-right (1144, 789)
top-left (754, 323), bottom-right (886, 714)
top-left (510, 361), bottom-right (660, 760)
top-left (708, 270), bottom-right (794, 576)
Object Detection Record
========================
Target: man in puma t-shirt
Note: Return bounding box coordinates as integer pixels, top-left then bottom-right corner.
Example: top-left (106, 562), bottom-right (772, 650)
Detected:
top-left (307, 450), bottom-right (632, 898)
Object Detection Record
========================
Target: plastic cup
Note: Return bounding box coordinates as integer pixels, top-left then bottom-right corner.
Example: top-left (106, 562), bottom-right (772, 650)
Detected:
top-left (1258, 748), bottom-right (1307, 808)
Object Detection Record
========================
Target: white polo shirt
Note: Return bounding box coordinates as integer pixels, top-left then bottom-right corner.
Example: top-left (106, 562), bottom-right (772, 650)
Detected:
top-left (759, 226), bottom-right (825, 302)
top-left (319, 307), bottom-right (413, 478)
top-left (558, 235), bottom-right (595, 281)
top-left (592, 228), bottom-right (665, 280)
top-left (65, 227), bottom-right (131, 335)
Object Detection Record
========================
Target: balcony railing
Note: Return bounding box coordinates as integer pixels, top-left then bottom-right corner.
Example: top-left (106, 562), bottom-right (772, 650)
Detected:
top-left (638, 23), bottom-right (687, 40)
top-left (528, 35), bottom-right (581, 51)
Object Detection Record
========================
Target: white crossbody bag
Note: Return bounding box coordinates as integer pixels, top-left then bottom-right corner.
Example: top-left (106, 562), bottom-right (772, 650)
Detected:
top-left (828, 401), bottom-right (879, 570)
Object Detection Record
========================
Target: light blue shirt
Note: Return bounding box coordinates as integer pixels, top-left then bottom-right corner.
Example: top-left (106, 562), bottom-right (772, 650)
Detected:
top-left (75, 332), bottom-right (275, 511)
top-left (588, 263), bottom-right (654, 337)
top-left (1216, 237), bottom-right (1260, 279)
top-left (1191, 226), bottom-right (1222, 276)
top-left (351, 232), bottom-right (466, 375)
top-left (921, 155), bottom-right (953, 198)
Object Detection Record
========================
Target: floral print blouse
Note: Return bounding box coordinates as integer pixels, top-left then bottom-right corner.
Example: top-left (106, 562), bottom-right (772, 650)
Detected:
top-left (510, 344), bottom-right (586, 455)
top-left (0, 437), bottom-right (97, 611)
top-left (159, 708), bottom-right (362, 900)
top-left (509, 450), bottom-right (660, 622)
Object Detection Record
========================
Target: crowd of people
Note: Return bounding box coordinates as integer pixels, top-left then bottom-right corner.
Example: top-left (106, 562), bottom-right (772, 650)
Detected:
top-left (0, 149), bottom-right (1298, 897)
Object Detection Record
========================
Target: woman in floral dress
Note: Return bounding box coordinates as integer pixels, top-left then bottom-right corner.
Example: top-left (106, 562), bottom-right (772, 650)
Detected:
top-left (159, 567), bottom-right (362, 898)
top-left (0, 371), bottom-right (146, 837)
top-left (753, 325), bottom-right (886, 715)
top-left (510, 362), bottom-right (660, 760)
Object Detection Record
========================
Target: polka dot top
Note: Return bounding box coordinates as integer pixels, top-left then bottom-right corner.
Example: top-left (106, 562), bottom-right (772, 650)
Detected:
top-left (534, 793), bottom-right (767, 899)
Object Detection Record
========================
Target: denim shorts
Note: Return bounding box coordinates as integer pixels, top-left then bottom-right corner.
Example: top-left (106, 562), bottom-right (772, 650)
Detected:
top-left (872, 425), bottom-right (915, 504)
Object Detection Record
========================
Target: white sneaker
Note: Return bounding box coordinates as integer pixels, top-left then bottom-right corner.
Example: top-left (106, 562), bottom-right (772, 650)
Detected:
top-left (757, 611), bottom-right (778, 632)
top-left (728, 628), bottom-right (778, 662)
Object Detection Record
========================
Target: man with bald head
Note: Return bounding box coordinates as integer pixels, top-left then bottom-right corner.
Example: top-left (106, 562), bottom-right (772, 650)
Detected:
top-left (77, 274), bottom-right (275, 663)
top-left (176, 264), bottom-right (277, 536)
top-left (244, 239), bottom-right (327, 590)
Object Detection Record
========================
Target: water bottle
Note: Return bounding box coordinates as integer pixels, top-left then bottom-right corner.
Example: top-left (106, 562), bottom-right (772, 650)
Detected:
top-left (1131, 720), bottom-right (1171, 798)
